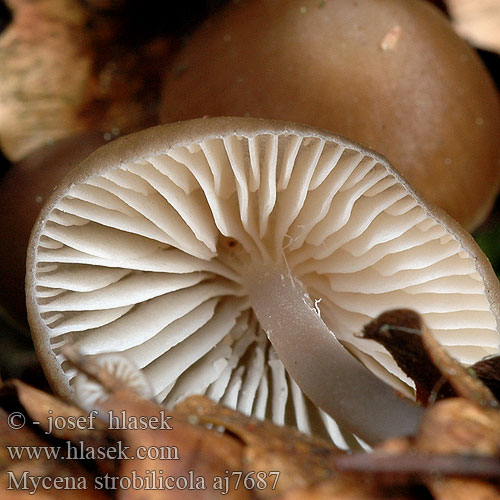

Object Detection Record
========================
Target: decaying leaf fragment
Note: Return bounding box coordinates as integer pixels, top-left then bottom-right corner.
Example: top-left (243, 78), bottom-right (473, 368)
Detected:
top-left (3, 321), bottom-right (500, 499)
top-left (0, 379), bottom-right (107, 442)
top-left (335, 441), bottom-right (500, 483)
top-left (348, 309), bottom-right (500, 499)
top-left (0, 0), bottom-right (170, 161)
top-left (360, 309), bottom-right (449, 404)
top-left (103, 394), bottom-right (247, 500)
top-left (0, 382), bottom-right (111, 499)
top-left (175, 395), bottom-right (342, 497)
top-left (0, 0), bottom-right (95, 160)
top-left (427, 477), bottom-right (500, 500)
top-left (331, 398), bottom-right (500, 499)
top-left (470, 356), bottom-right (500, 403)
top-left (279, 478), bottom-right (425, 500)
top-left (420, 318), bottom-right (499, 409)
top-left (446, 0), bottom-right (500, 54)
top-left (361, 309), bottom-right (500, 407)
top-left (416, 398), bottom-right (500, 456)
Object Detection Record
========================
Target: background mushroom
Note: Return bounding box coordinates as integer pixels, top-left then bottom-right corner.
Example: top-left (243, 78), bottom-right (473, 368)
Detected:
top-left (26, 117), bottom-right (500, 446)
top-left (0, 132), bottom-right (116, 327)
top-left (72, 351), bottom-right (154, 416)
top-left (160, 0), bottom-right (500, 232)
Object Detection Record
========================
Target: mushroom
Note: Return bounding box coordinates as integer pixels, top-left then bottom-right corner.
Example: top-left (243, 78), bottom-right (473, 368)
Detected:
top-left (0, 132), bottom-right (116, 327)
top-left (26, 117), bottom-right (500, 446)
top-left (72, 352), bottom-right (154, 416)
top-left (160, 0), bottom-right (500, 231)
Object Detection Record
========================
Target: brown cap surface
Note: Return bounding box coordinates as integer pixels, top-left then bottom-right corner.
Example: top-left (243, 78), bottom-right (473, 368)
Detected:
top-left (161, 0), bottom-right (500, 231)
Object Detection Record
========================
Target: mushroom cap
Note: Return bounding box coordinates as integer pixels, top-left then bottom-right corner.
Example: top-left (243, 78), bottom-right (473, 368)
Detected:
top-left (0, 132), bottom-right (113, 326)
top-left (26, 117), bottom-right (500, 446)
top-left (160, 0), bottom-right (500, 231)
top-left (73, 352), bottom-right (153, 415)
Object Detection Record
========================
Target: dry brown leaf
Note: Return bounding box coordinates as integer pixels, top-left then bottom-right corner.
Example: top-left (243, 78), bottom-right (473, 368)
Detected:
top-left (421, 321), bottom-right (499, 409)
top-left (446, 0), bottom-right (500, 53)
top-left (7, 340), bottom-right (498, 500)
top-left (97, 391), bottom-right (248, 500)
top-left (470, 356), bottom-right (500, 403)
top-left (428, 477), bottom-right (500, 500)
top-left (0, 0), bottom-right (170, 161)
top-left (0, 461), bottom-right (110, 499)
top-left (414, 398), bottom-right (500, 499)
top-left (0, 360), bottom-right (249, 498)
top-left (175, 395), bottom-right (342, 497)
top-left (359, 309), bottom-right (449, 404)
top-left (0, 406), bottom-right (50, 468)
top-left (278, 475), bottom-right (420, 500)
top-left (361, 309), bottom-right (500, 407)
top-left (335, 449), bottom-right (500, 482)
top-left (416, 398), bottom-right (500, 456)
top-left (0, 0), bottom-right (95, 160)
top-left (1, 367), bottom-right (499, 499)
top-left (0, 379), bottom-right (118, 479)
top-left (0, 379), bottom-right (107, 442)
top-left (0, 402), bottom-right (110, 499)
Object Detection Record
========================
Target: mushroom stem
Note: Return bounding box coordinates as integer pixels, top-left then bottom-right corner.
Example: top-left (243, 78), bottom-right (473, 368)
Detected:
top-left (243, 264), bottom-right (425, 445)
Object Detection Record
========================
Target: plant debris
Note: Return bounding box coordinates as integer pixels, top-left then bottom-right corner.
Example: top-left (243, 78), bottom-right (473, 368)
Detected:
top-left (379, 25), bottom-right (402, 51)
top-left (175, 395), bottom-right (342, 497)
top-left (0, 0), bottom-right (170, 161)
top-left (360, 309), bottom-right (452, 404)
top-left (361, 309), bottom-right (500, 407)
top-left (446, 0), bottom-right (500, 54)
top-left (1, 328), bottom-right (500, 498)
